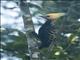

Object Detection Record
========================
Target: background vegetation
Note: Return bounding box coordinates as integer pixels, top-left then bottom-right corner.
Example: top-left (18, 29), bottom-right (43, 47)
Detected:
top-left (1, 0), bottom-right (80, 60)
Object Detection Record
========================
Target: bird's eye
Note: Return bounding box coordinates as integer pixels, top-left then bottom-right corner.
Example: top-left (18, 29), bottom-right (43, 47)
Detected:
top-left (46, 15), bottom-right (50, 17)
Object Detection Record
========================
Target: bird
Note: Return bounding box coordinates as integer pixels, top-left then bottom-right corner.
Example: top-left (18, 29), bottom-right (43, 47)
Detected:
top-left (38, 13), bottom-right (65, 48)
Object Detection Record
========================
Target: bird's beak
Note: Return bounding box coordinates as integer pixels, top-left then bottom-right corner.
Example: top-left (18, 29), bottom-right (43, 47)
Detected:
top-left (40, 13), bottom-right (66, 21)
top-left (47, 13), bottom-right (66, 20)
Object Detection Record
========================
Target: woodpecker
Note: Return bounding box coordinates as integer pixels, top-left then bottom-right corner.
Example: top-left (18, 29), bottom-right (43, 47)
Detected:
top-left (38, 13), bottom-right (65, 48)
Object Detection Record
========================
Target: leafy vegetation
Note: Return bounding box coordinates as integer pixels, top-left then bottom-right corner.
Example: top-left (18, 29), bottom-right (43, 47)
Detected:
top-left (1, 0), bottom-right (80, 60)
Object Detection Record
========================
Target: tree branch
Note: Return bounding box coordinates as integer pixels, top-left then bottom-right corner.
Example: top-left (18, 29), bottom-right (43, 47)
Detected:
top-left (19, 0), bottom-right (41, 60)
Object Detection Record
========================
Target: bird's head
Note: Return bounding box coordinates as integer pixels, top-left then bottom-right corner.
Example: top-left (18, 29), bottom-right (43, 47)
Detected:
top-left (41, 13), bottom-right (66, 22)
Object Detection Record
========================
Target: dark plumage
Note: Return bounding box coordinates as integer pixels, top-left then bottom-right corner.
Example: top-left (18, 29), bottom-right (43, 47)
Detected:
top-left (38, 13), bottom-right (65, 48)
top-left (38, 20), bottom-right (56, 48)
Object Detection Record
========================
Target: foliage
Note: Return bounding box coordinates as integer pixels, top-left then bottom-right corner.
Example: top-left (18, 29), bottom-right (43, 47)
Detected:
top-left (1, 0), bottom-right (80, 60)
top-left (0, 28), bottom-right (29, 60)
top-left (39, 1), bottom-right (80, 60)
